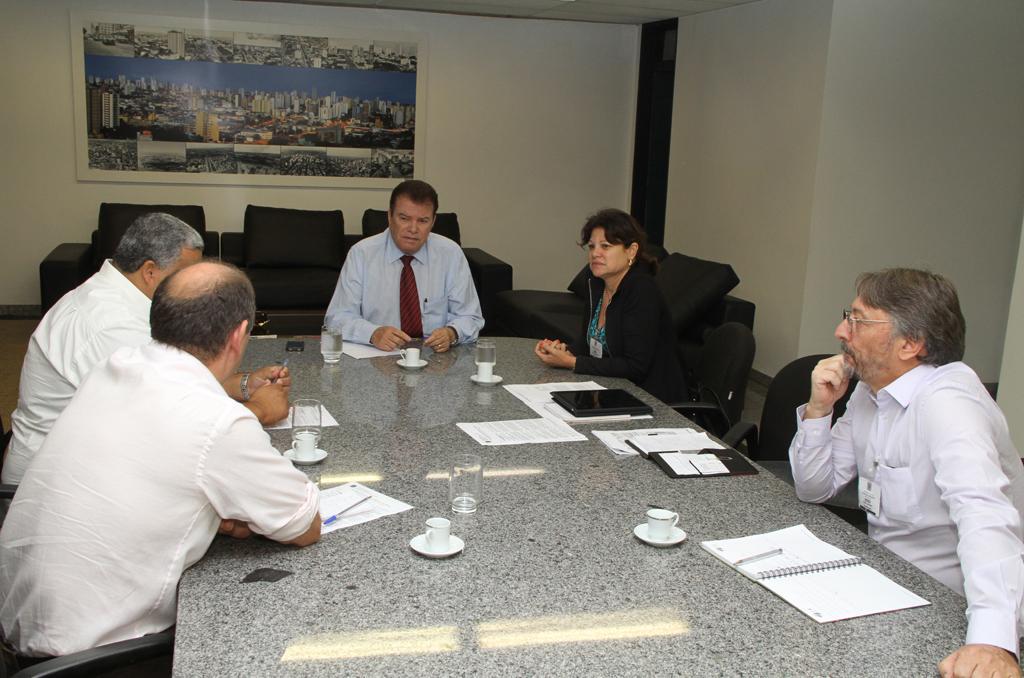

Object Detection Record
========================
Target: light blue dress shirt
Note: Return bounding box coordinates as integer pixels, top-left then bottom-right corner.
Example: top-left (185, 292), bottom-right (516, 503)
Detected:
top-left (324, 231), bottom-right (484, 345)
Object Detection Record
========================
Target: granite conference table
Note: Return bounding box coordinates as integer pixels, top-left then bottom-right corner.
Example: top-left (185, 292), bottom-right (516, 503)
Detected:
top-left (173, 337), bottom-right (974, 677)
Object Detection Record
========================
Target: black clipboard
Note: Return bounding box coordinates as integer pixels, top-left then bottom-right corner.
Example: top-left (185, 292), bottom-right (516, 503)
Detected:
top-left (648, 448), bottom-right (759, 478)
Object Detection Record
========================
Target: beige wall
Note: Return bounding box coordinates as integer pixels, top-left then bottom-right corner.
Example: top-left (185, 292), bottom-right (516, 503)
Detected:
top-left (797, 0), bottom-right (1024, 381)
top-left (665, 0), bottom-right (835, 375)
top-left (998, 214), bottom-right (1024, 450)
top-left (667, 0), bottom-right (1024, 380)
top-left (0, 1), bottom-right (639, 305)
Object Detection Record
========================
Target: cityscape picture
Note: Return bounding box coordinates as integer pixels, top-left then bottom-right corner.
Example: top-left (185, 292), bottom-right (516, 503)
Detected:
top-left (79, 18), bottom-right (418, 182)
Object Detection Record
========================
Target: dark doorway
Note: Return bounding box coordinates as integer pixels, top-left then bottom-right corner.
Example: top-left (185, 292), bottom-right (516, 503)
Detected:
top-left (631, 19), bottom-right (677, 247)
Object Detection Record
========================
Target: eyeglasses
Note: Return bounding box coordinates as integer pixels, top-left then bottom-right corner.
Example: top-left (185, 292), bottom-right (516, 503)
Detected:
top-left (842, 309), bottom-right (891, 332)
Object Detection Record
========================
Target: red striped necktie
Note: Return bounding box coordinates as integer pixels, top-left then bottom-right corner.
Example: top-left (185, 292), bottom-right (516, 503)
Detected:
top-left (399, 255), bottom-right (423, 338)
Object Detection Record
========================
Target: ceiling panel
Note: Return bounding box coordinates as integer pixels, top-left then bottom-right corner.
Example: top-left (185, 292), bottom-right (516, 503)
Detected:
top-left (241, 0), bottom-right (759, 24)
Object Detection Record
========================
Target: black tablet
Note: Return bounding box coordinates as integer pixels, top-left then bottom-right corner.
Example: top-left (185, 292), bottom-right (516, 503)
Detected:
top-left (550, 389), bottom-right (653, 417)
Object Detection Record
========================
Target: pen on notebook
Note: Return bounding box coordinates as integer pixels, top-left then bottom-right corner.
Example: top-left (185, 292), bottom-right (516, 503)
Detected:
top-left (322, 495), bottom-right (372, 525)
top-left (733, 548), bottom-right (783, 567)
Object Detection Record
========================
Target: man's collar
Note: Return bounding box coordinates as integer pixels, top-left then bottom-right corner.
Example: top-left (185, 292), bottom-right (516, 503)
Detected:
top-left (385, 231), bottom-right (428, 264)
top-left (877, 363), bottom-right (935, 408)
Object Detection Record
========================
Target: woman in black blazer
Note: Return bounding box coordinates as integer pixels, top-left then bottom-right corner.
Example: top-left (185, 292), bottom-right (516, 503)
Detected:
top-left (534, 209), bottom-right (687, 403)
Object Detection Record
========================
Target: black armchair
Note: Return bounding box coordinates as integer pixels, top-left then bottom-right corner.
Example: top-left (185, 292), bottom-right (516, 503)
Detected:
top-left (222, 205), bottom-right (354, 336)
top-left (9, 632), bottom-right (174, 677)
top-left (361, 209), bottom-right (513, 332)
top-left (38, 203), bottom-right (219, 313)
top-left (670, 322), bottom-right (756, 438)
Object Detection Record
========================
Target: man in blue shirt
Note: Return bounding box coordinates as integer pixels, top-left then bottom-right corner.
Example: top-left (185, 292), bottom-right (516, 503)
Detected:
top-left (325, 180), bottom-right (484, 352)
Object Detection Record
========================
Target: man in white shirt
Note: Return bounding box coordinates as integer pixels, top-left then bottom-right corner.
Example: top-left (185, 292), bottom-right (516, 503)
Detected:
top-left (0, 261), bottom-right (320, 661)
top-left (3, 213), bottom-right (287, 484)
top-left (789, 268), bottom-right (1024, 678)
top-left (324, 179), bottom-right (484, 353)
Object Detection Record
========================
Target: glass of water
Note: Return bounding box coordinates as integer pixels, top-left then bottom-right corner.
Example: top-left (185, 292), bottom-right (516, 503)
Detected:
top-left (321, 324), bottom-right (342, 363)
top-left (449, 453), bottom-right (482, 514)
top-left (475, 338), bottom-right (496, 380)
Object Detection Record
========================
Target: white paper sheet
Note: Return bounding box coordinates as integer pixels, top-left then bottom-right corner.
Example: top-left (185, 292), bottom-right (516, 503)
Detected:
top-left (592, 428), bottom-right (695, 456)
top-left (456, 418), bottom-right (587, 446)
top-left (341, 342), bottom-right (401, 359)
top-left (626, 431), bottom-right (723, 454)
top-left (505, 382), bottom-right (653, 424)
top-left (265, 404), bottom-right (340, 430)
top-left (659, 452), bottom-right (729, 476)
top-left (319, 482), bottom-right (413, 534)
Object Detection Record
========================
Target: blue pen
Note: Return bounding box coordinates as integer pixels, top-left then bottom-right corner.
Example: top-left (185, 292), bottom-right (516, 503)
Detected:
top-left (323, 495), bottom-right (371, 526)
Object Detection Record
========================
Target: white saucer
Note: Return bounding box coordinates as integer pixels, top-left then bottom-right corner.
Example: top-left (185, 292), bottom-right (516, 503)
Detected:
top-left (470, 374), bottom-right (503, 385)
top-left (410, 533), bottom-right (465, 559)
top-left (283, 448), bottom-right (328, 466)
top-left (633, 524), bottom-right (687, 547)
top-left (397, 358), bottom-right (428, 369)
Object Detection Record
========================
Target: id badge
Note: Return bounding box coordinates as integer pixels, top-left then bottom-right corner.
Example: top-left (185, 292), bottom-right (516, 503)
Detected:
top-left (858, 477), bottom-right (880, 516)
top-left (589, 337), bottom-right (603, 358)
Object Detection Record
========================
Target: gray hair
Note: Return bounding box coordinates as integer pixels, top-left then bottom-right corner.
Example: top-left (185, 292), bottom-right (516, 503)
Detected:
top-left (112, 212), bottom-right (204, 273)
top-left (856, 268), bottom-right (966, 366)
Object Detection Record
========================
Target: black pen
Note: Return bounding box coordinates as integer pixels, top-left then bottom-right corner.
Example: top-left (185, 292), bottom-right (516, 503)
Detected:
top-left (271, 358), bottom-right (289, 383)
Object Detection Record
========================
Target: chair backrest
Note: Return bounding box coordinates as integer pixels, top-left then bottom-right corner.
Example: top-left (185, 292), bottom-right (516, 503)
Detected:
top-left (693, 322), bottom-right (756, 428)
top-left (96, 203), bottom-right (207, 268)
top-left (756, 354), bottom-right (857, 460)
top-left (361, 208), bottom-right (461, 244)
top-left (243, 205), bottom-right (345, 269)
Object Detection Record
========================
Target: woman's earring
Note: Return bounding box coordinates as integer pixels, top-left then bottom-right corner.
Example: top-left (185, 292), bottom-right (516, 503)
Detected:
top-left (628, 258), bottom-right (634, 266)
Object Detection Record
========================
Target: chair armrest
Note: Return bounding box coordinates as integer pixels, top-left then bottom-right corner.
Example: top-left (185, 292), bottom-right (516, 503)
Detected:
top-left (39, 243), bottom-right (94, 313)
top-left (220, 232), bottom-right (244, 267)
top-left (0, 483), bottom-right (16, 500)
top-left (463, 247), bottom-right (513, 330)
top-left (14, 631), bottom-right (174, 677)
top-left (203, 230), bottom-right (220, 259)
top-left (722, 421), bottom-right (758, 458)
top-left (668, 401), bottom-right (731, 438)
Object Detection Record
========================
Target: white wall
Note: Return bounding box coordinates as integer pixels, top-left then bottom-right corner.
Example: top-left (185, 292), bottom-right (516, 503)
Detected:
top-left (665, 0), bottom-right (835, 375)
top-left (0, 1), bottom-right (639, 305)
top-left (998, 214), bottom-right (1024, 450)
top-left (798, 0), bottom-right (1024, 381)
top-left (666, 0), bottom-right (1024, 379)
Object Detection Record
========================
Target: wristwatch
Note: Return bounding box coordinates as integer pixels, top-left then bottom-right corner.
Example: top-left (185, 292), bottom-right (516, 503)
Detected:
top-left (240, 373), bottom-right (252, 402)
top-left (447, 326), bottom-right (458, 345)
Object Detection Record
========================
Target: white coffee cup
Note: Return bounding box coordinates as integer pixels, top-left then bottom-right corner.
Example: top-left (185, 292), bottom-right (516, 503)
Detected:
top-left (401, 347), bottom-right (421, 365)
top-left (476, 362), bottom-right (494, 381)
top-left (425, 517), bottom-right (451, 552)
top-left (292, 430), bottom-right (319, 461)
top-left (646, 508), bottom-right (679, 541)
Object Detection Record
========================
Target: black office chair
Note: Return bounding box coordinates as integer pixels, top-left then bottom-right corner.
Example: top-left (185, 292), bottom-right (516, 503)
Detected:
top-left (670, 322), bottom-right (756, 438)
top-left (722, 353), bottom-right (866, 530)
top-left (0, 417), bottom-right (173, 678)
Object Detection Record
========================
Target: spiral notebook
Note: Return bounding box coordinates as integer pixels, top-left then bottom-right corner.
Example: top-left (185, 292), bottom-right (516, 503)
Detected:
top-left (700, 524), bottom-right (929, 623)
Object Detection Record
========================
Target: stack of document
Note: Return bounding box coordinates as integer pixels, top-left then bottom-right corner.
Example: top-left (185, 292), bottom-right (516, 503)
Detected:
top-left (592, 428), bottom-right (722, 456)
top-left (319, 482), bottom-right (413, 535)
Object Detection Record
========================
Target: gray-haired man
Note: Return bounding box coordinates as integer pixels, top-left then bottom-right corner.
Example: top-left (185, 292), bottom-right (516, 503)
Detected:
top-left (3, 213), bottom-right (286, 484)
top-left (790, 268), bottom-right (1024, 677)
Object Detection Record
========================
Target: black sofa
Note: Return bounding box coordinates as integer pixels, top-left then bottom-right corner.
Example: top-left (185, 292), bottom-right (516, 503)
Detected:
top-left (38, 203), bottom-right (220, 313)
top-left (221, 205), bottom-right (355, 336)
top-left (489, 248), bottom-right (755, 375)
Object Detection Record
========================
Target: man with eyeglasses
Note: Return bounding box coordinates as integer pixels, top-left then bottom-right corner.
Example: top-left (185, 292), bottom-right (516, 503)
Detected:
top-left (789, 268), bottom-right (1024, 677)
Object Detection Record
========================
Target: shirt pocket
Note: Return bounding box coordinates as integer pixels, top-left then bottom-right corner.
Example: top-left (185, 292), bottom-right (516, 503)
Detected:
top-left (877, 464), bottom-right (924, 524)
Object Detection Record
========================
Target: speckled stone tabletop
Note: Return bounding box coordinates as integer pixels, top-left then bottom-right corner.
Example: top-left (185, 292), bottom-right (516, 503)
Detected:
top-left (173, 336), bottom-right (974, 677)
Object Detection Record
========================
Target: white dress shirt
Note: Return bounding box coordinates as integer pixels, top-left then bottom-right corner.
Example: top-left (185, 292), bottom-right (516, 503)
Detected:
top-left (324, 231), bottom-right (484, 345)
top-left (4, 260), bottom-right (152, 484)
top-left (0, 342), bottom-right (319, 657)
top-left (790, 363), bottom-right (1024, 654)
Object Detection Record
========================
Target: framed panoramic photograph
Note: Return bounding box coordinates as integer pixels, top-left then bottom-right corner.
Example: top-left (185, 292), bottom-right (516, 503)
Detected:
top-left (70, 12), bottom-right (425, 187)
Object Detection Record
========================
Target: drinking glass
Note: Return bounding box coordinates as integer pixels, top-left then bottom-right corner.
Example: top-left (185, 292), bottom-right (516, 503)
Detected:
top-left (475, 339), bottom-right (496, 380)
top-left (321, 325), bottom-right (342, 364)
top-left (449, 453), bottom-right (482, 514)
top-left (291, 399), bottom-right (322, 457)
